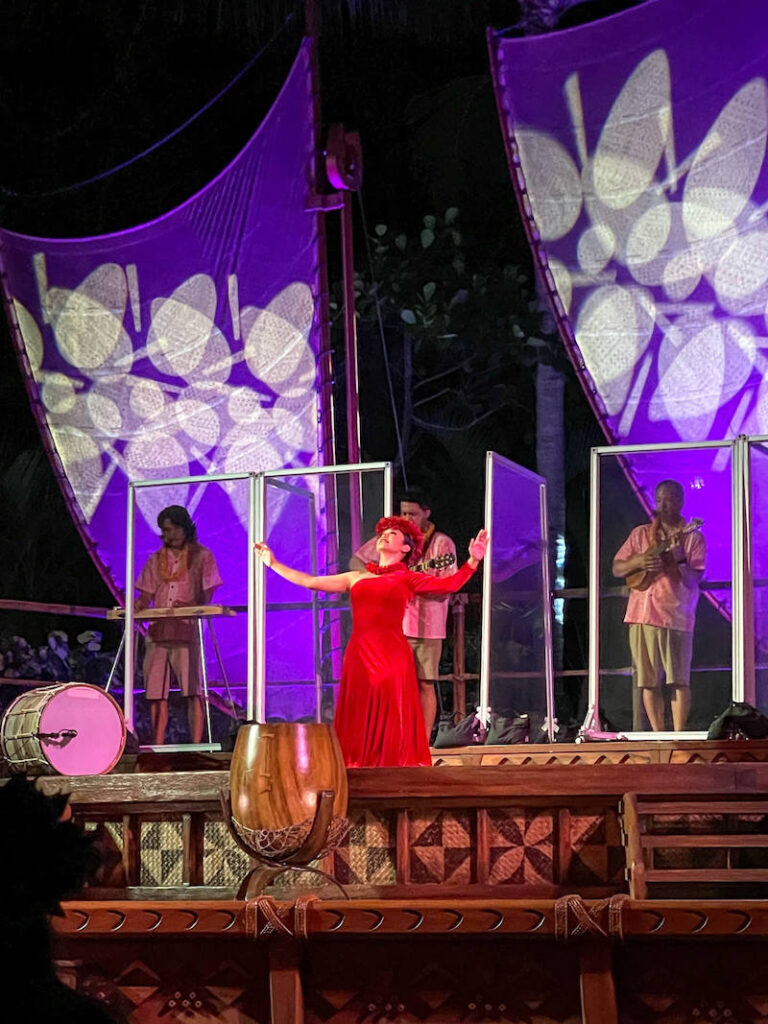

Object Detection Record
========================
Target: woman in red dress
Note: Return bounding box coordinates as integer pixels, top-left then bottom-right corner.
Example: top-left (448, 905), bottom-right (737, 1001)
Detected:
top-left (254, 518), bottom-right (488, 767)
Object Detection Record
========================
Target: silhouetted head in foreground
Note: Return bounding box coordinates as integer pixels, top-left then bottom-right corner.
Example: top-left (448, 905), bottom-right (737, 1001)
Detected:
top-left (0, 776), bottom-right (116, 1022)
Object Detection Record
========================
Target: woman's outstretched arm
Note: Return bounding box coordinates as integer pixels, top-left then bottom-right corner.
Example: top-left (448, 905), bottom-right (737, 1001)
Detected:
top-left (409, 529), bottom-right (489, 595)
top-left (254, 542), bottom-right (357, 593)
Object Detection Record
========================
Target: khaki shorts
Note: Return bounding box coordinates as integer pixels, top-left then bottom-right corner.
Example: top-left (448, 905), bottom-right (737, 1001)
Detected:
top-left (629, 623), bottom-right (693, 689)
top-left (406, 636), bottom-right (443, 682)
top-left (144, 641), bottom-right (200, 700)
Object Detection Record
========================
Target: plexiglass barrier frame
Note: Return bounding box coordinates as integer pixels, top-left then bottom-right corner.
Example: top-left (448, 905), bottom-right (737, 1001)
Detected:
top-left (124, 462), bottom-right (392, 744)
top-left (743, 435), bottom-right (768, 710)
top-left (255, 462), bottom-right (393, 724)
top-left (480, 452), bottom-right (555, 741)
top-left (124, 470), bottom-right (259, 738)
top-left (586, 440), bottom-right (742, 740)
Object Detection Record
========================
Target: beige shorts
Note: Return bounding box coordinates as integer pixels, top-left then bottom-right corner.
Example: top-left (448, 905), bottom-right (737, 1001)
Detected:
top-left (406, 636), bottom-right (443, 682)
top-left (144, 641), bottom-right (200, 700)
top-left (629, 623), bottom-right (693, 689)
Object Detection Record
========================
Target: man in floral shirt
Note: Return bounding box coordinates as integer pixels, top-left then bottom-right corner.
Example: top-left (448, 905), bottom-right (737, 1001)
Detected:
top-left (135, 506), bottom-right (222, 744)
top-left (613, 481), bottom-right (705, 732)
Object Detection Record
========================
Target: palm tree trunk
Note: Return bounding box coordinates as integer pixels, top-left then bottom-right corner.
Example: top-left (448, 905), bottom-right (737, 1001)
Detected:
top-left (535, 360), bottom-right (565, 680)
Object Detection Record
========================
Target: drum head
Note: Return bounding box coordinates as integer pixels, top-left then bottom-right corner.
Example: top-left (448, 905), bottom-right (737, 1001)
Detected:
top-left (38, 684), bottom-right (125, 775)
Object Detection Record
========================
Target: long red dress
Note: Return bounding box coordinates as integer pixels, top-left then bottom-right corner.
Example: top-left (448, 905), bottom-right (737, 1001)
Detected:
top-left (334, 560), bottom-right (477, 767)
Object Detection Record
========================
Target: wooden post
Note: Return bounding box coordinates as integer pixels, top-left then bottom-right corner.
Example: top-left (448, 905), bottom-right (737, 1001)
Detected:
top-left (476, 808), bottom-right (490, 885)
top-left (555, 807), bottom-right (573, 886)
top-left (579, 942), bottom-right (617, 1024)
top-left (620, 792), bottom-right (647, 899)
top-left (395, 810), bottom-right (411, 885)
top-left (269, 942), bottom-right (304, 1024)
top-left (182, 812), bottom-right (205, 887)
top-left (451, 596), bottom-right (468, 717)
top-left (122, 813), bottom-right (142, 886)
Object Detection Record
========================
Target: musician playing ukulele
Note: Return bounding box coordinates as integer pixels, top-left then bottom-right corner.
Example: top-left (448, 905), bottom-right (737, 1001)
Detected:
top-left (612, 480), bottom-right (706, 732)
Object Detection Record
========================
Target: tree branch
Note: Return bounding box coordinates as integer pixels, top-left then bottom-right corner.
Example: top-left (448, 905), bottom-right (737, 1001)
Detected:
top-left (413, 407), bottom-right (504, 432)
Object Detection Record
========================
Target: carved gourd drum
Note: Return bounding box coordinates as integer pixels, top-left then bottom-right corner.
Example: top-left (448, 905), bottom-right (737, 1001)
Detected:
top-left (228, 722), bottom-right (348, 865)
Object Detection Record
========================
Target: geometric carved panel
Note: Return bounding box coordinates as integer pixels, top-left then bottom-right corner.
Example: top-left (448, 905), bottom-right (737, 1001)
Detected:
top-left (204, 821), bottom-right (249, 886)
top-left (409, 809), bottom-right (475, 885)
top-left (141, 822), bottom-right (184, 887)
top-left (305, 940), bottom-right (581, 1023)
top-left (52, 939), bottom-right (270, 1023)
top-left (487, 807), bottom-right (554, 885)
top-left (616, 943), bottom-right (768, 1024)
top-left (326, 809), bottom-right (397, 886)
top-left (567, 809), bottom-right (625, 887)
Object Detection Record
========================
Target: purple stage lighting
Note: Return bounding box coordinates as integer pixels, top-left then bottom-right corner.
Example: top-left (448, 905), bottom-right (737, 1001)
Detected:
top-left (0, 42), bottom-right (328, 699)
top-left (489, 0), bottom-right (768, 608)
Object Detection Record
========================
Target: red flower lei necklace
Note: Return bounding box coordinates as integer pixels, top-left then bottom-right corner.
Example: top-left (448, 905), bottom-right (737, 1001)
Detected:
top-left (365, 561), bottom-right (408, 576)
top-left (160, 545), bottom-right (188, 582)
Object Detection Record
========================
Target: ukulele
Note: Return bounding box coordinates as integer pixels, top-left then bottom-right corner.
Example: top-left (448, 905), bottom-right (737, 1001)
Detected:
top-left (625, 518), bottom-right (703, 591)
top-left (410, 552), bottom-right (456, 574)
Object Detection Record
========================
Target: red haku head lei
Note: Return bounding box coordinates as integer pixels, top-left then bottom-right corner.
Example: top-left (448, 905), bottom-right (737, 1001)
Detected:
top-left (375, 515), bottom-right (423, 566)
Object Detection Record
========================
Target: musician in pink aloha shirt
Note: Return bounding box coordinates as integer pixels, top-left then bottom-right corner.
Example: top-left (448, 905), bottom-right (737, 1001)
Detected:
top-left (613, 480), bottom-right (706, 732)
top-left (135, 506), bottom-right (222, 744)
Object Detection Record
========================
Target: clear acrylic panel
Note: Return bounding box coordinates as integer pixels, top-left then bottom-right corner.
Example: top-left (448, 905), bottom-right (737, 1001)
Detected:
top-left (595, 446), bottom-right (732, 735)
top-left (261, 466), bottom-right (389, 723)
top-left (748, 440), bottom-right (768, 709)
top-left (128, 475), bottom-right (251, 744)
top-left (483, 453), bottom-right (553, 741)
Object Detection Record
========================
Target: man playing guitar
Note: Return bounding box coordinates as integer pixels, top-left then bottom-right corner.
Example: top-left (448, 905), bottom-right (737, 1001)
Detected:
top-left (612, 480), bottom-right (706, 732)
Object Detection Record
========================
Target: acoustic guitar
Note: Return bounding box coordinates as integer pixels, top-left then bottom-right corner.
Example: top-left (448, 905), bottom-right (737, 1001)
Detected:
top-left (410, 552), bottom-right (456, 574)
top-left (625, 518), bottom-right (703, 591)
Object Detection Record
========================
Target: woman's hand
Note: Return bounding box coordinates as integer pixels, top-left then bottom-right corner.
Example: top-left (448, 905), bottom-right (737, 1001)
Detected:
top-left (253, 541), bottom-right (274, 568)
top-left (468, 529), bottom-right (489, 564)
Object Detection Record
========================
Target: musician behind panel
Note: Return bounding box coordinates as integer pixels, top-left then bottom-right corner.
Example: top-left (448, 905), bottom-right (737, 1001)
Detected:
top-left (612, 480), bottom-right (706, 733)
top-left (134, 505), bottom-right (223, 745)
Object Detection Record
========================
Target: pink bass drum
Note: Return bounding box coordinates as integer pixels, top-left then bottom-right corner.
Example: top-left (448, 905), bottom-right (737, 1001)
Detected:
top-left (0, 683), bottom-right (126, 776)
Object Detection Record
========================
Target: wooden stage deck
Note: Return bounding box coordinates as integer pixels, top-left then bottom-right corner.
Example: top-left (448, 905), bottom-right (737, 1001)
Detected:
top-left (11, 739), bottom-right (768, 1023)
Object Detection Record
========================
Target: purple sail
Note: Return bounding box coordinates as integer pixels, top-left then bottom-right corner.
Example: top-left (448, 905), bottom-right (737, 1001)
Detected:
top-left (0, 42), bottom-right (329, 706)
top-left (489, 0), bottom-right (768, 605)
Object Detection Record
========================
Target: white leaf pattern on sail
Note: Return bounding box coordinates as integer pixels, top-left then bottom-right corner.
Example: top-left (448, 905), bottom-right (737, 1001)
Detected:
top-left (86, 391), bottom-right (123, 435)
top-left (48, 264), bottom-right (132, 372)
top-left (506, 43), bottom-right (768, 443)
top-left (147, 274), bottom-right (219, 378)
top-left (128, 377), bottom-right (166, 420)
top-left (242, 300), bottom-right (314, 387)
top-left (683, 79), bottom-right (768, 242)
top-left (48, 426), bottom-right (107, 522)
top-left (650, 320), bottom-right (756, 438)
top-left (41, 373), bottom-right (78, 415)
top-left (592, 50), bottom-right (671, 211)
top-left (575, 284), bottom-right (656, 416)
top-left (515, 130), bottom-right (583, 240)
top-left (11, 264), bottom-right (319, 531)
top-left (13, 300), bottom-right (43, 375)
top-left (172, 395), bottom-right (222, 448)
top-left (713, 229), bottom-right (768, 313)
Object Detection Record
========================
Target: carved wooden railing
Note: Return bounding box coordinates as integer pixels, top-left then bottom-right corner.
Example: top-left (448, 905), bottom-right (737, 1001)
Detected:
top-left (53, 895), bottom-right (768, 1024)
top-left (25, 761), bottom-right (768, 900)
